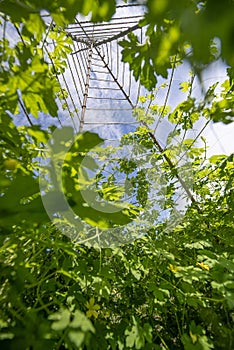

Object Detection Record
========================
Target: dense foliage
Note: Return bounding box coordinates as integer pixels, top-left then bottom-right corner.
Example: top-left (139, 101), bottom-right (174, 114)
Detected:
top-left (0, 1), bottom-right (234, 349)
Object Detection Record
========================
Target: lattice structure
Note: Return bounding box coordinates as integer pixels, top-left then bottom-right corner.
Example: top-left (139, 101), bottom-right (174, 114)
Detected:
top-left (58, 3), bottom-right (145, 137)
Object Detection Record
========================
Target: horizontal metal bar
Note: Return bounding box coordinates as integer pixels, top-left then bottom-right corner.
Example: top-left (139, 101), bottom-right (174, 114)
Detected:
top-left (68, 21), bottom-right (140, 32)
top-left (67, 15), bottom-right (143, 27)
top-left (84, 121), bottom-right (139, 125)
top-left (86, 107), bottom-right (133, 110)
top-left (89, 78), bottom-right (116, 83)
top-left (87, 96), bottom-right (126, 100)
top-left (91, 70), bottom-right (108, 74)
top-left (89, 86), bottom-right (120, 90)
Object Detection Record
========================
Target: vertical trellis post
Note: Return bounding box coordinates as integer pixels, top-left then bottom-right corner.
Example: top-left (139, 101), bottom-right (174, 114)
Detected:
top-left (79, 42), bottom-right (93, 133)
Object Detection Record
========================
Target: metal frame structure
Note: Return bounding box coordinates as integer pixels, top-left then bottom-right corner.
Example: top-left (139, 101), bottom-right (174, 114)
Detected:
top-left (60, 3), bottom-right (145, 134)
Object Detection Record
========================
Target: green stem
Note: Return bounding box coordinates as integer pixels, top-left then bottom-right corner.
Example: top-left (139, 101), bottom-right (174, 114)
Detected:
top-left (175, 311), bottom-right (182, 338)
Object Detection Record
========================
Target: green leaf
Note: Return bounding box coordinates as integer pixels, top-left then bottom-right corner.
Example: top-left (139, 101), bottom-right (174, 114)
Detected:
top-left (75, 131), bottom-right (104, 152)
top-left (24, 14), bottom-right (45, 42)
top-left (49, 309), bottom-right (70, 331)
top-left (0, 174), bottom-right (49, 228)
top-left (70, 310), bottom-right (95, 333)
top-left (125, 318), bottom-right (148, 349)
top-left (131, 268), bottom-right (141, 281)
top-left (68, 330), bottom-right (85, 348)
top-left (180, 81), bottom-right (190, 93)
